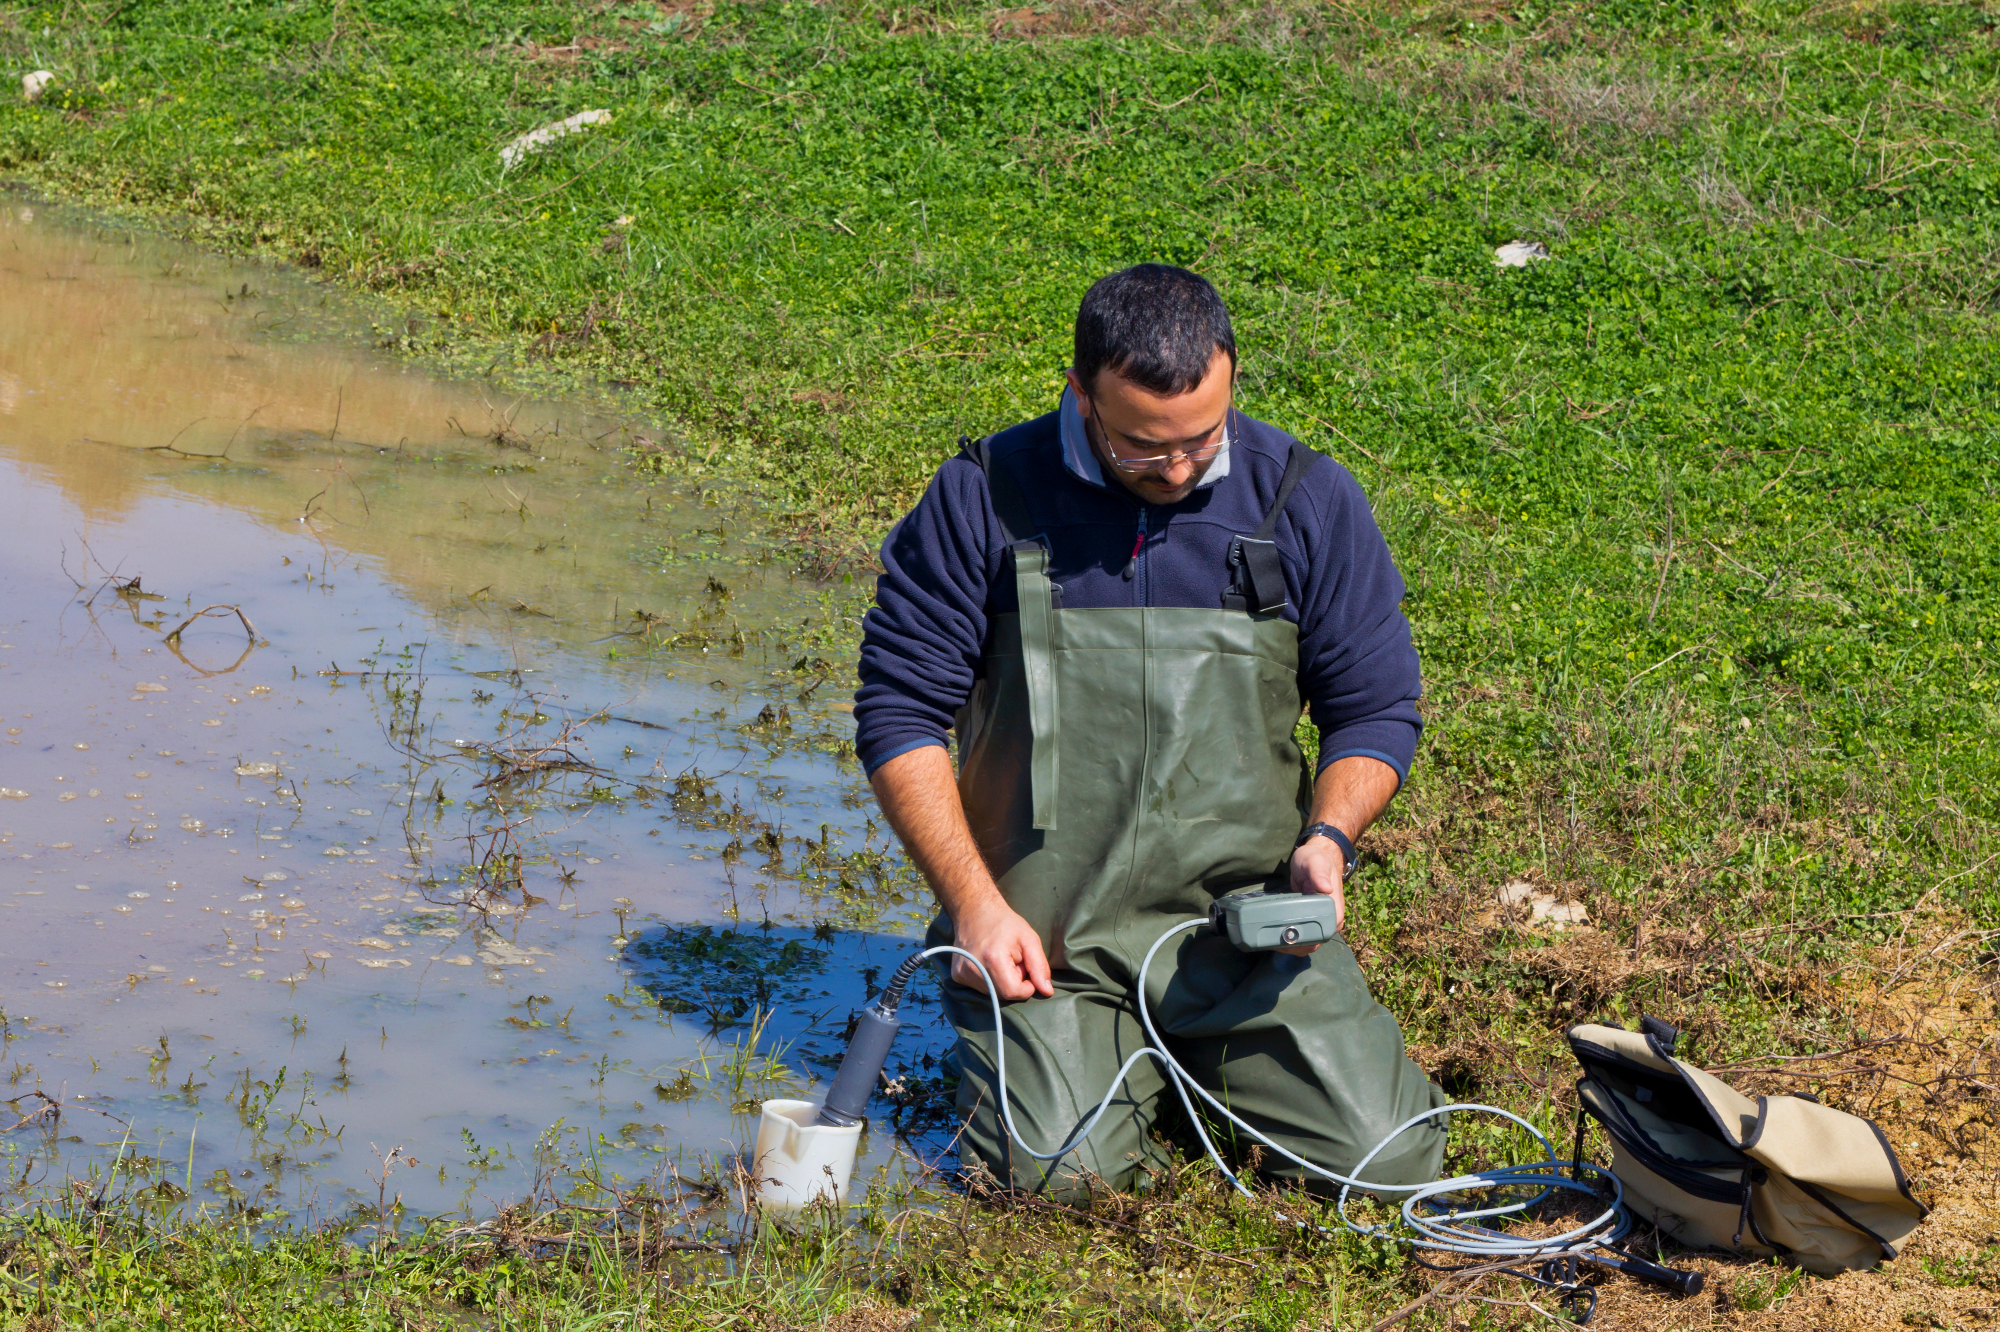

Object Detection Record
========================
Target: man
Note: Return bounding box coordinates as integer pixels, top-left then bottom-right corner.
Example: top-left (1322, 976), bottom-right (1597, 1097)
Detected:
top-left (855, 264), bottom-right (1444, 1197)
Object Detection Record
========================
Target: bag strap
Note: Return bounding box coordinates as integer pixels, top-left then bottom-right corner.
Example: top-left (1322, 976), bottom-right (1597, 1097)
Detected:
top-left (958, 433), bottom-right (1060, 831)
top-left (1731, 1164), bottom-right (1764, 1250)
top-left (1224, 439), bottom-right (1318, 614)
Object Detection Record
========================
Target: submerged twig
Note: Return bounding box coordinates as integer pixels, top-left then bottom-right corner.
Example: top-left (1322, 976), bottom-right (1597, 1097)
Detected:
top-left (148, 416), bottom-right (232, 461)
top-left (163, 603), bottom-right (260, 647)
top-left (4, 1090), bottom-right (63, 1133)
top-left (164, 635), bottom-right (257, 679)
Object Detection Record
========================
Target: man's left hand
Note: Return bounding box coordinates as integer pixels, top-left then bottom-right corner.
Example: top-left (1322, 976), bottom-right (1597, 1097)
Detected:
top-left (1281, 835), bottom-right (1347, 954)
top-left (1274, 756), bottom-right (1397, 956)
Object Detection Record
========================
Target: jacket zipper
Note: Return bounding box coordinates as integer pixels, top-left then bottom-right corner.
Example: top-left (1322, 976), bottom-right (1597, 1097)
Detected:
top-left (1123, 507), bottom-right (1148, 599)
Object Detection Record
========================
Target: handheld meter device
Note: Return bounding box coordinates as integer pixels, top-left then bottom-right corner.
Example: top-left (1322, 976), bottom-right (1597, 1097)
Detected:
top-left (1210, 889), bottom-right (1341, 951)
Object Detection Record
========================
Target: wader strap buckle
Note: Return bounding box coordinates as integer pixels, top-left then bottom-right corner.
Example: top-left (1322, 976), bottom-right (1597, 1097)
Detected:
top-left (1225, 537), bottom-right (1288, 615)
top-left (1222, 440), bottom-right (1320, 615)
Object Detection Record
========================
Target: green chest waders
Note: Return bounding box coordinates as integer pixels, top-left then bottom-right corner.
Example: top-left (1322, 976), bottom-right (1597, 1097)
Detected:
top-left (928, 440), bottom-right (1447, 1198)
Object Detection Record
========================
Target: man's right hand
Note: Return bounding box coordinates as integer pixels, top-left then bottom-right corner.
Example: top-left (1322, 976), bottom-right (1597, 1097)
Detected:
top-left (948, 895), bottom-right (1055, 1000)
top-left (866, 744), bottom-right (1056, 1002)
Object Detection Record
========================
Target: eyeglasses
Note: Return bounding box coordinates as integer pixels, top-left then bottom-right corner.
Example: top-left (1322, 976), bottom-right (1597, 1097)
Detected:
top-left (1090, 407), bottom-right (1230, 475)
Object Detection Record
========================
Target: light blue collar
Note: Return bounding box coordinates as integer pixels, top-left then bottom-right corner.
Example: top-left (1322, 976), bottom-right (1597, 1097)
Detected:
top-left (1058, 386), bottom-right (1231, 490)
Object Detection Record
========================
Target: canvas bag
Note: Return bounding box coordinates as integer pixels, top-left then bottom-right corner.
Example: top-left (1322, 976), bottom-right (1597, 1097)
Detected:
top-left (1568, 1018), bottom-right (1928, 1275)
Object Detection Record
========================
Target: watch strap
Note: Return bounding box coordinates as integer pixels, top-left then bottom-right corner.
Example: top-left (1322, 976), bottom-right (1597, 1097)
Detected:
top-left (1295, 822), bottom-right (1356, 877)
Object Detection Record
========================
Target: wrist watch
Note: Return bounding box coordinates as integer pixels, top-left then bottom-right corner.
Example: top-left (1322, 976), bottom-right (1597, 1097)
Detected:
top-left (1294, 822), bottom-right (1355, 880)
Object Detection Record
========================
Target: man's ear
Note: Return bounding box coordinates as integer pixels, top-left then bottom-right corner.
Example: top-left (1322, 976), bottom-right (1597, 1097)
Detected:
top-left (1063, 366), bottom-right (1091, 408)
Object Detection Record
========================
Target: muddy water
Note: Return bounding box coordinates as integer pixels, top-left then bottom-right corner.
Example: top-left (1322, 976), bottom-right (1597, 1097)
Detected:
top-left (0, 199), bottom-right (949, 1220)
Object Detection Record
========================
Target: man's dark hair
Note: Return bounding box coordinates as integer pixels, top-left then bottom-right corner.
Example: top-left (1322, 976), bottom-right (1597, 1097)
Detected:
top-left (1073, 264), bottom-right (1237, 396)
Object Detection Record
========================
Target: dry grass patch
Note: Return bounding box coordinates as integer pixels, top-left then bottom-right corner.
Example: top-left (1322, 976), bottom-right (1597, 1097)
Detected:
top-left (1381, 916), bottom-right (2000, 1327)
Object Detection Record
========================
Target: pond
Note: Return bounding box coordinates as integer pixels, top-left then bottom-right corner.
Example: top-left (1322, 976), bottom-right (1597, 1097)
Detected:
top-left (0, 196), bottom-right (954, 1224)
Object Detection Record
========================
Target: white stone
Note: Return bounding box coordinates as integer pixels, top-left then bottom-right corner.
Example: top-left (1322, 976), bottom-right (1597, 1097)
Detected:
top-left (499, 109), bottom-right (612, 169)
top-left (1498, 878), bottom-right (1590, 929)
top-left (22, 71), bottom-right (54, 104)
top-left (1493, 240), bottom-right (1550, 268)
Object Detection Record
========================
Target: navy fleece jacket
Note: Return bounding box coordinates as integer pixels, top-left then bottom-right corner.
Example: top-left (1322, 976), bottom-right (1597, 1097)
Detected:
top-left (855, 403), bottom-right (1423, 782)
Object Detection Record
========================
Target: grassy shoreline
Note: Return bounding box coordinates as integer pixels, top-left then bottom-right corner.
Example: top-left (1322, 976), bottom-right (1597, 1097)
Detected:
top-left (4, 0), bottom-right (1994, 809)
top-left (5, 0), bottom-right (2000, 1325)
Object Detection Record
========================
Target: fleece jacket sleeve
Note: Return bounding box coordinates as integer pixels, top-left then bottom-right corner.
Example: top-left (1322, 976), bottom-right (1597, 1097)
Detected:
top-left (1288, 460), bottom-right (1424, 784)
top-left (854, 456), bottom-right (1003, 775)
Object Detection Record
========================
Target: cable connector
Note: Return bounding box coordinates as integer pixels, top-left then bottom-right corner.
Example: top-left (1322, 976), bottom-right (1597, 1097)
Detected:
top-left (813, 949), bottom-right (927, 1128)
top-left (877, 952), bottom-right (928, 1013)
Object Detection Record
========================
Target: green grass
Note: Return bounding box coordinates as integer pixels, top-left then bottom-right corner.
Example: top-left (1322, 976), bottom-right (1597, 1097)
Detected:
top-left (0, 1173), bottom-right (1427, 1331)
top-left (5, 0), bottom-right (1995, 833)
top-left (5, 0), bottom-right (2000, 1326)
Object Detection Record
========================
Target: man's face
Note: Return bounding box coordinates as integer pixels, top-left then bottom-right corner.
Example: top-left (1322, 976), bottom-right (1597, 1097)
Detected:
top-left (1067, 348), bottom-right (1234, 506)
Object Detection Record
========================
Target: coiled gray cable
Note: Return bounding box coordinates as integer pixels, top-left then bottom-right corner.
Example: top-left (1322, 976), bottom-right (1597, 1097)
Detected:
top-left (916, 919), bottom-right (1628, 1260)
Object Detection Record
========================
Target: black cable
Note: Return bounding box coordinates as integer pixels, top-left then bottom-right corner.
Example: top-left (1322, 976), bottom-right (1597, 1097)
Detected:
top-left (877, 950), bottom-right (929, 1012)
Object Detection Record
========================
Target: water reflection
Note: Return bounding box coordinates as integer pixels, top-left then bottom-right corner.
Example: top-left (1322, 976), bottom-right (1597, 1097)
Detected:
top-left (621, 922), bottom-right (955, 1145)
top-left (0, 197), bottom-right (936, 1220)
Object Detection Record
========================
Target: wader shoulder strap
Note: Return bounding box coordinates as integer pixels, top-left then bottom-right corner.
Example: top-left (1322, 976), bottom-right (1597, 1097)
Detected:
top-left (1224, 441), bottom-right (1320, 614)
top-left (1012, 540), bottom-right (1060, 831)
top-left (958, 433), bottom-right (1035, 546)
top-left (957, 433), bottom-right (1060, 831)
